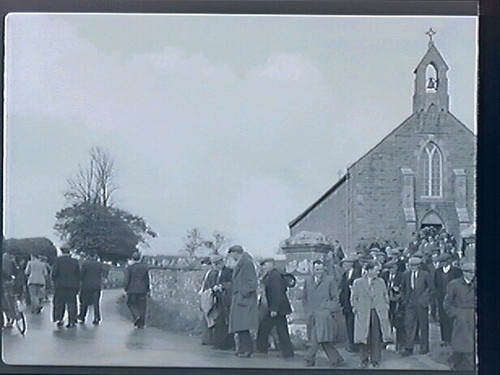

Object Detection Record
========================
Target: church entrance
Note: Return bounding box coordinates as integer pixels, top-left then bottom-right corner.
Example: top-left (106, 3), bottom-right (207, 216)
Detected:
top-left (420, 211), bottom-right (445, 231)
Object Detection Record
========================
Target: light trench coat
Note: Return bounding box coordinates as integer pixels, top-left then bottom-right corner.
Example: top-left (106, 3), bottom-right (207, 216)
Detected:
top-left (351, 276), bottom-right (392, 344)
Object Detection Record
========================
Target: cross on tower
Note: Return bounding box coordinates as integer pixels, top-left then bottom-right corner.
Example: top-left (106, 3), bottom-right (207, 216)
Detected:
top-left (426, 28), bottom-right (436, 45)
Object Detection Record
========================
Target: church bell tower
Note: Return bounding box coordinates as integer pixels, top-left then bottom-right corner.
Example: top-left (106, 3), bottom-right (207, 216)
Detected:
top-left (412, 28), bottom-right (450, 114)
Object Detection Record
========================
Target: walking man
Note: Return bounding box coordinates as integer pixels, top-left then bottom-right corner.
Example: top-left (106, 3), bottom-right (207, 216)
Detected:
top-left (256, 258), bottom-right (294, 359)
top-left (434, 253), bottom-right (462, 347)
top-left (400, 257), bottom-right (435, 356)
top-left (52, 245), bottom-right (80, 328)
top-left (351, 261), bottom-right (392, 369)
top-left (443, 262), bottom-right (475, 371)
top-left (124, 251), bottom-right (150, 329)
top-left (25, 255), bottom-right (48, 314)
top-left (78, 253), bottom-right (104, 325)
top-left (227, 245), bottom-right (259, 358)
top-left (339, 255), bottom-right (362, 353)
top-left (302, 260), bottom-right (346, 367)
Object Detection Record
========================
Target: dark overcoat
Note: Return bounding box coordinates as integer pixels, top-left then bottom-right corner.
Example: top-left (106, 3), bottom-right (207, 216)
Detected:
top-left (261, 268), bottom-right (292, 316)
top-left (401, 269), bottom-right (435, 307)
top-left (80, 259), bottom-right (105, 291)
top-left (52, 255), bottom-right (80, 289)
top-left (435, 267), bottom-right (463, 299)
top-left (228, 252), bottom-right (258, 333)
top-left (124, 262), bottom-right (150, 294)
top-left (339, 267), bottom-right (362, 313)
top-left (443, 277), bottom-right (475, 353)
top-left (302, 275), bottom-right (345, 343)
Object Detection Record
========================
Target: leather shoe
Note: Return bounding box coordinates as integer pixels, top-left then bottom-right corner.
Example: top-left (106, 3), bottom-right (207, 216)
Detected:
top-left (305, 361), bottom-right (315, 367)
top-left (237, 352), bottom-right (252, 358)
top-left (372, 361), bottom-right (380, 368)
top-left (419, 350), bottom-right (429, 355)
top-left (66, 323), bottom-right (76, 328)
top-left (360, 360), bottom-right (369, 369)
top-left (332, 358), bottom-right (346, 367)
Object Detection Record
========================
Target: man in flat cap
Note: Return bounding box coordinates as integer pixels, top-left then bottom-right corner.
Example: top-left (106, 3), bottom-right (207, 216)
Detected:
top-left (434, 253), bottom-right (462, 347)
top-left (255, 258), bottom-right (294, 359)
top-left (199, 257), bottom-right (219, 345)
top-left (443, 263), bottom-right (475, 371)
top-left (400, 257), bottom-right (435, 356)
top-left (124, 251), bottom-right (150, 328)
top-left (339, 255), bottom-right (362, 353)
top-left (227, 245), bottom-right (258, 357)
top-left (381, 260), bottom-right (405, 351)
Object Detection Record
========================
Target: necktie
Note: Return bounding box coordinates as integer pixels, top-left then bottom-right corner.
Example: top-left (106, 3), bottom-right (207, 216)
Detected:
top-left (411, 272), bottom-right (416, 289)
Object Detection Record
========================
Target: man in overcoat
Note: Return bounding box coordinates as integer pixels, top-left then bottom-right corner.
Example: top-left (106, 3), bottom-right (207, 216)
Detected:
top-left (211, 256), bottom-right (234, 350)
top-left (124, 251), bottom-right (150, 329)
top-left (434, 253), bottom-right (462, 346)
top-left (227, 245), bottom-right (258, 357)
top-left (339, 255), bottom-right (362, 353)
top-left (199, 257), bottom-right (219, 345)
top-left (400, 257), bottom-right (435, 356)
top-left (52, 246), bottom-right (80, 328)
top-left (302, 260), bottom-right (346, 367)
top-left (255, 258), bottom-right (294, 359)
top-left (443, 262), bottom-right (475, 371)
top-left (380, 260), bottom-right (405, 351)
top-left (78, 253), bottom-right (105, 325)
top-left (351, 261), bottom-right (392, 368)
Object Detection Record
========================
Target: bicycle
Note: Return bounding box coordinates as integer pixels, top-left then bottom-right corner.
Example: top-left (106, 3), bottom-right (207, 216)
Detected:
top-left (2, 282), bottom-right (27, 335)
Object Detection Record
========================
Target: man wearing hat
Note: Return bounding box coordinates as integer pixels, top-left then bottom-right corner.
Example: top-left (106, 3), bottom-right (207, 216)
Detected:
top-left (199, 257), bottom-right (219, 345)
top-left (435, 253), bottom-right (462, 347)
top-left (381, 260), bottom-right (405, 351)
top-left (400, 257), bottom-right (435, 356)
top-left (124, 251), bottom-right (150, 329)
top-left (227, 245), bottom-right (258, 357)
top-left (443, 263), bottom-right (475, 370)
top-left (211, 255), bottom-right (235, 350)
top-left (339, 255), bottom-right (362, 352)
top-left (52, 245), bottom-right (81, 328)
top-left (255, 258), bottom-right (294, 359)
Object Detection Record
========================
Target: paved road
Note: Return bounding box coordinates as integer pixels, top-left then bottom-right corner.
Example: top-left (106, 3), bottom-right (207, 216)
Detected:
top-left (2, 289), bottom-right (450, 369)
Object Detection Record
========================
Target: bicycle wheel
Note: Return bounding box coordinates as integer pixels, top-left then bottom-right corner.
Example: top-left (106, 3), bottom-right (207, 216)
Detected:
top-left (15, 312), bottom-right (27, 335)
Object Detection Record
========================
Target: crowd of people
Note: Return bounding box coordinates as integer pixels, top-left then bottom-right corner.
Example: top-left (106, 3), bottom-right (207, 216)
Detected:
top-left (2, 245), bottom-right (105, 329)
top-left (1, 227), bottom-right (475, 371)
top-left (196, 228), bottom-right (475, 371)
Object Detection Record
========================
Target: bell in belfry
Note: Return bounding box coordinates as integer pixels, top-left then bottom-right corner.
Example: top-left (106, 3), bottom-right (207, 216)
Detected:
top-left (427, 77), bottom-right (438, 89)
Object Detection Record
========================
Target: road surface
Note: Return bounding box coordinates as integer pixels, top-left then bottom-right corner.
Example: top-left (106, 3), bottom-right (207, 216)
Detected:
top-left (2, 289), bottom-right (450, 369)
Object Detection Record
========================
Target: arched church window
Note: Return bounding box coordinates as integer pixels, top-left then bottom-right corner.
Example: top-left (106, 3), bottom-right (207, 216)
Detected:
top-left (422, 142), bottom-right (443, 197)
top-left (425, 64), bottom-right (438, 92)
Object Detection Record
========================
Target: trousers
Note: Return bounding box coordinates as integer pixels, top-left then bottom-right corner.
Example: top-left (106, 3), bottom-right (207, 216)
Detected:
top-left (127, 293), bottom-right (147, 327)
top-left (53, 287), bottom-right (78, 323)
top-left (79, 290), bottom-right (102, 322)
top-left (256, 314), bottom-right (294, 358)
top-left (359, 309), bottom-right (382, 364)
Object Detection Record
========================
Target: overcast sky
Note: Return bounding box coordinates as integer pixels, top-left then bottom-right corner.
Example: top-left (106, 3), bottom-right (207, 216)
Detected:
top-left (3, 14), bottom-right (477, 257)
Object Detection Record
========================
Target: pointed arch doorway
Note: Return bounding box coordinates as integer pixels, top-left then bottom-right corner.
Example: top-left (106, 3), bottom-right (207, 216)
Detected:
top-left (420, 211), bottom-right (445, 231)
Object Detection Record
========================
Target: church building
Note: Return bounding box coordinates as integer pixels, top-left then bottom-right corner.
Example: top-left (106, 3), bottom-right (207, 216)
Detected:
top-left (288, 32), bottom-right (476, 252)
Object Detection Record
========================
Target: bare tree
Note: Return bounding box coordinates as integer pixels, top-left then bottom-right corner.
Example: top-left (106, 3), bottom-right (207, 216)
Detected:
top-left (182, 228), bottom-right (204, 258)
top-left (64, 146), bottom-right (117, 207)
top-left (204, 231), bottom-right (230, 255)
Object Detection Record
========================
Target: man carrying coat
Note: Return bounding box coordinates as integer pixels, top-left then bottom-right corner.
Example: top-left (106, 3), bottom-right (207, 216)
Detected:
top-left (124, 251), bottom-right (150, 329)
top-left (255, 258), bottom-right (294, 359)
top-left (302, 260), bottom-right (346, 367)
top-left (400, 257), bottom-right (435, 356)
top-left (443, 262), bottom-right (475, 371)
top-left (52, 245), bottom-right (80, 328)
top-left (227, 245), bottom-right (259, 358)
top-left (78, 253), bottom-right (105, 325)
top-left (351, 261), bottom-right (392, 369)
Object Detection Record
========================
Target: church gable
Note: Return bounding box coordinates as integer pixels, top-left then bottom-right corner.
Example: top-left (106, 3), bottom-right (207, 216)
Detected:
top-left (288, 30), bottom-right (475, 250)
